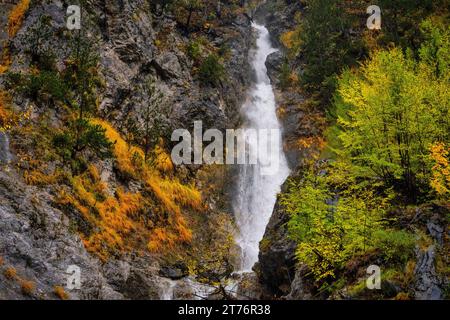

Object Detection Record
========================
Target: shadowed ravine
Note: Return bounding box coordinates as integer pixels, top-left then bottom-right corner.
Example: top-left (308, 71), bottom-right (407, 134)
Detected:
top-left (158, 24), bottom-right (290, 300)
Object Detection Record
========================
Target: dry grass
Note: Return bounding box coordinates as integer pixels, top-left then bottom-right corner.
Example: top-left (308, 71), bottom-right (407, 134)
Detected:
top-left (0, 91), bottom-right (11, 131)
top-left (153, 144), bottom-right (174, 173)
top-left (8, 0), bottom-right (31, 38)
top-left (0, 48), bottom-right (12, 75)
top-left (91, 119), bottom-right (145, 178)
top-left (57, 119), bottom-right (204, 259)
top-left (394, 292), bottom-right (411, 300)
top-left (57, 165), bottom-right (145, 261)
top-left (92, 119), bottom-right (204, 255)
top-left (23, 170), bottom-right (59, 186)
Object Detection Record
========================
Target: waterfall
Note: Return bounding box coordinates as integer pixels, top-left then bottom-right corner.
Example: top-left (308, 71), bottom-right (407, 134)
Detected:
top-left (157, 277), bottom-right (217, 300)
top-left (158, 278), bottom-right (177, 300)
top-left (0, 132), bottom-right (12, 164)
top-left (234, 24), bottom-right (290, 272)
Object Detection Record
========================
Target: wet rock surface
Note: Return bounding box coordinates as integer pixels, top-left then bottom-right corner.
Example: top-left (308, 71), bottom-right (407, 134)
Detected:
top-left (265, 51), bottom-right (284, 85)
top-left (257, 182), bottom-right (297, 297)
top-left (413, 208), bottom-right (448, 300)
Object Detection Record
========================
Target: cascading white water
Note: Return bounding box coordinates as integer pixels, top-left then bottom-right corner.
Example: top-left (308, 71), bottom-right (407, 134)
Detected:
top-left (158, 278), bottom-right (177, 300)
top-left (234, 24), bottom-right (290, 272)
top-left (157, 276), bottom-right (217, 300)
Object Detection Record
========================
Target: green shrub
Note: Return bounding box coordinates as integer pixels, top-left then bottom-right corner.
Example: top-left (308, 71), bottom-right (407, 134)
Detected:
top-left (23, 71), bottom-right (68, 103)
top-left (198, 54), bottom-right (224, 86)
top-left (283, 163), bottom-right (389, 281)
top-left (187, 40), bottom-right (202, 61)
top-left (4, 72), bottom-right (24, 89)
top-left (373, 229), bottom-right (416, 263)
top-left (53, 119), bottom-right (113, 170)
top-left (279, 61), bottom-right (291, 89)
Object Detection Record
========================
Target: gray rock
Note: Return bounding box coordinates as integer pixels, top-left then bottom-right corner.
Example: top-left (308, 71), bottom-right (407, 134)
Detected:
top-left (0, 170), bottom-right (123, 300)
top-left (414, 246), bottom-right (442, 300)
top-left (284, 266), bottom-right (314, 300)
top-left (255, 0), bottom-right (304, 48)
top-left (0, 132), bottom-right (12, 164)
top-left (266, 51), bottom-right (284, 85)
top-left (234, 272), bottom-right (264, 300)
top-left (257, 182), bottom-right (297, 297)
top-left (151, 52), bottom-right (183, 80)
top-left (427, 222), bottom-right (444, 246)
top-left (159, 263), bottom-right (189, 280)
top-left (121, 268), bottom-right (161, 300)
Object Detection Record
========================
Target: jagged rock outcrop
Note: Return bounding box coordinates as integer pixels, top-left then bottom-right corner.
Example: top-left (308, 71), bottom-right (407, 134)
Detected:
top-left (414, 245), bottom-right (442, 300)
top-left (0, 170), bottom-right (123, 299)
top-left (0, 132), bottom-right (12, 164)
top-left (265, 50), bottom-right (284, 85)
top-left (413, 207), bottom-right (448, 300)
top-left (255, 0), bottom-right (303, 47)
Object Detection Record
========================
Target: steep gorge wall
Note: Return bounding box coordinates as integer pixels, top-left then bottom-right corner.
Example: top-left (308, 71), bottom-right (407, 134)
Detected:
top-left (0, 0), bottom-right (254, 300)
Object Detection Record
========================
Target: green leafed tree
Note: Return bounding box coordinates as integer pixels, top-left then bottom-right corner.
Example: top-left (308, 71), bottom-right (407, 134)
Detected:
top-left (53, 119), bottom-right (113, 172)
top-left (282, 161), bottom-right (412, 282)
top-left (332, 24), bottom-right (449, 200)
top-left (298, 0), bottom-right (360, 102)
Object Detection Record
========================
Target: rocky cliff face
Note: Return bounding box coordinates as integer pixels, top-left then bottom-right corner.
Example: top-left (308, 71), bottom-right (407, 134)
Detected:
top-left (0, 0), bottom-right (254, 300)
top-left (0, 170), bottom-right (123, 299)
top-left (9, 1), bottom-right (253, 132)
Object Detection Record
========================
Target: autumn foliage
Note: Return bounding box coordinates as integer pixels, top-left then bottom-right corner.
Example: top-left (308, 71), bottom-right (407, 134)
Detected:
top-left (4, 266), bottom-right (17, 280)
top-left (20, 280), bottom-right (35, 296)
top-left (0, 91), bottom-right (11, 131)
top-left (57, 119), bottom-right (203, 260)
top-left (53, 286), bottom-right (69, 300)
top-left (0, 48), bottom-right (12, 75)
top-left (430, 143), bottom-right (450, 197)
top-left (8, 0), bottom-right (31, 38)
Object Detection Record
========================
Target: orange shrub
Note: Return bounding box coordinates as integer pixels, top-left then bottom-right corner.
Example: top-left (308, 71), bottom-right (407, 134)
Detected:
top-left (4, 267), bottom-right (17, 280)
top-left (53, 286), bottom-right (69, 300)
top-left (153, 144), bottom-right (174, 173)
top-left (0, 91), bottom-right (11, 130)
top-left (91, 119), bottom-right (145, 178)
top-left (57, 162), bottom-right (146, 260)
top-left (20, 280), bottom-right (35, 296)
top-left (23, 170), bottom-right (59, 186)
